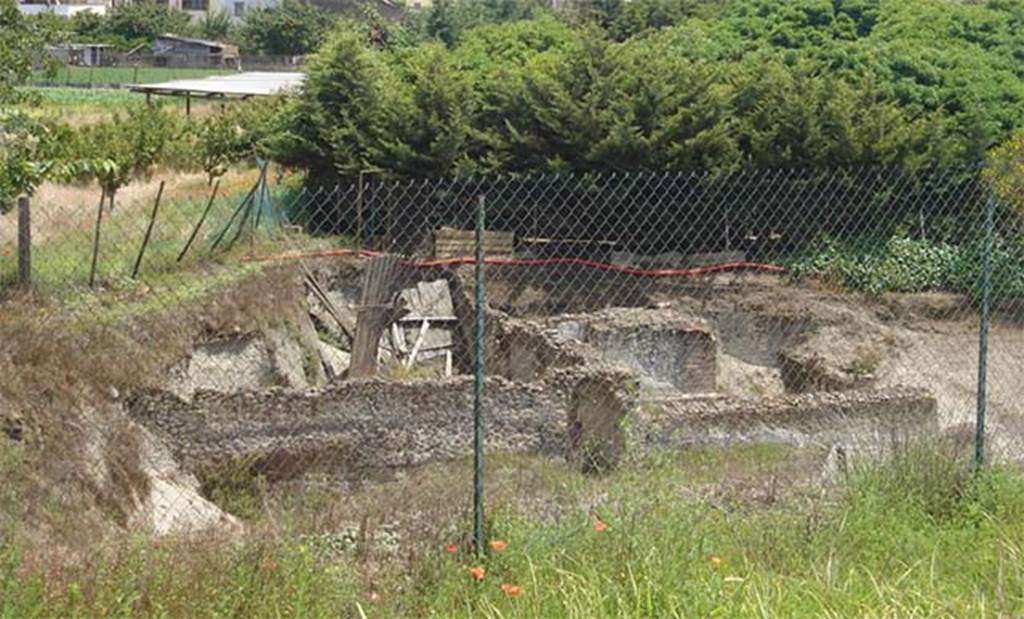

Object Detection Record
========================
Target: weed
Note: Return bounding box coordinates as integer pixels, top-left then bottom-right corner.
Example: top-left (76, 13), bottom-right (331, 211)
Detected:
top-left (7, 444), bottom-right (1024, 617)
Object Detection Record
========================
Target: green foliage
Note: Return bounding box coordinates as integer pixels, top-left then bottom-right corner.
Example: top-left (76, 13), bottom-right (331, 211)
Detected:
top-left (6, 446), bottom-right (1024, 616)
top-left (0, 0), bottom-right (53, 103)
top-left (197, 10), bottom-right (235, 42)
top-left (70, 105), bottom-right (192, 195)
top-left (596, 0), bottom-right (725, 41)
top-left (790, 233), bottom-right (964, 295)
top-left (0, 111), bottom-right (63, 212)
top-left (789, 227), bottom-right (1024, 301)
top-left (239, 0), bottom-right (335, 56)
top-left (36, 3), bottom-right (195, 50)
top-left (987, 129), bottom-right (1024, 211)
top-left (197, 99), bottom-right (278, 181)
top-left (102, 3), bottom-right (192, 49)
top-left (271, 28), bottom-right (392, 176)
top-left (418, 0), bottom-right (550, 46)
top-left (282, 0), bottom-right (1024, 179)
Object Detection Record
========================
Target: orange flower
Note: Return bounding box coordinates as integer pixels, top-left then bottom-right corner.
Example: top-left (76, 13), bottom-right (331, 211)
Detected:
top-left (445, 544), bottom-right (458, 554)
top-left (468, 566), bottom-right (486, 581)
top-left (489, 540), bottom-right (507, 551)
top-left (708, 555), bottom-right (724, 569)
top-left (593, 519), bottom-right (609, 533)
top-left (501, 583), bottom-right (524, 597)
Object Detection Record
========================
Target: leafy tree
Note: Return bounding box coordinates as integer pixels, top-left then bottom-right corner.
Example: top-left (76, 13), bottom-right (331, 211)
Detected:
top-left (71, 106), bottom-right (184, 202)
top-left (270, 28), bottom-right (393, 177)
top-left (987, 130), bottom-right (1024, 211)
top-left (196, 11), bottom-right (235, 42)
top-left (69, 10), bottom-right (108, 42)
top-left (104, 3), bottom-right (191, 46)
top-left (0, 112), bottom-right (63, 213)
top-left (267, 0), bottom-right (1024, 180)
top-left (239, 0), bottom-right (334, 56)
top-left (0, 0), bottom-right (52, 104)
top-left (420, 0), bottom-right (549, 46)
top-left (0, 0), bottom-right (68, 211)
top-left (197, 99), bottom-right (278, 182)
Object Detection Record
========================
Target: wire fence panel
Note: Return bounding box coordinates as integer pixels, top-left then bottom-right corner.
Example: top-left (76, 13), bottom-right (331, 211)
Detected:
top-left (1, 164), bottom-right (1021, 549)
top-left (31, 53), bottom-right (303, 88)
top-left (279, 166), bottom-right (1017, 466)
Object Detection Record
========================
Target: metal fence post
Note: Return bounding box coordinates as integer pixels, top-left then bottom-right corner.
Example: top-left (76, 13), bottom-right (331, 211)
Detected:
top-left (131, 181), bottom-right (165, 279)
top-left (17, 196), bottom-right (30, 290)
top-left (473, 193), bottom-right (486, 555)
top-left (356, 170), bottom-right (365, 253)
top-left (975, 192), bottom-right (995, 471)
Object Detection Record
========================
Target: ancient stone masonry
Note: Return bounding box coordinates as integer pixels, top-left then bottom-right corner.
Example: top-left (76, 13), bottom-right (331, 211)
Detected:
top-left (130, 369), bottom-right (638, 481)
top-left (639, 387), bottom-right (938, 451)
top-left (135, 259), bottom-right (945, 487)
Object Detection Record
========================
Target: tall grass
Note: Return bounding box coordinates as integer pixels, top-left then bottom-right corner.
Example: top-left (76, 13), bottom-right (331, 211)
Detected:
top-left (0, 181), bottom-right (313, 302)
top-left (3, 444), bottom-right (1024, 617)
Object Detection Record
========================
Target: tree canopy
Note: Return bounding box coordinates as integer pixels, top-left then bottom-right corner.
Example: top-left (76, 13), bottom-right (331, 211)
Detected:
top-left (269, 0), bottom-right (1024, 180)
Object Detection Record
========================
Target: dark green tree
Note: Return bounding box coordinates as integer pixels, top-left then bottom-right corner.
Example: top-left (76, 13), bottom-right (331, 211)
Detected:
top-left (239, 0), bottom-right (334, 56)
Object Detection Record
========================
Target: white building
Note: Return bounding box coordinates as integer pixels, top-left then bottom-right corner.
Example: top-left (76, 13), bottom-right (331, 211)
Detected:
top-left (168, 0), bottom-right (278, 21)
top-left (17, 0), bottom-right (108, 17)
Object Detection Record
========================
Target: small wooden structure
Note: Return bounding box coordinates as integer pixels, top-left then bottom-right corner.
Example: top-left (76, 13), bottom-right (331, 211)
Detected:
top-left (152, 34), bottom-right (239, 68)
top-left (47, 43), bottom-right (114, 67)
top-left (434, 227), bottom-right (514, 259)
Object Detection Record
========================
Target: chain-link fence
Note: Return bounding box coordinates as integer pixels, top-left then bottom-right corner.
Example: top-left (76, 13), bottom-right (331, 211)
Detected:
top-left (1, 164), bottom-right (1021, 547)
top-left (32, 53), bottom-right (303, 88)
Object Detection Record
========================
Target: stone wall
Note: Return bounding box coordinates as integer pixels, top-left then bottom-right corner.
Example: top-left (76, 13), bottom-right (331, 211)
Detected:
top-left (546, 308), bottom-right (717, 393)
top-left (640, 387), bottom-right (938, 451)
top-left (130, 375), bottom-right (937, 483)
top-left (129, 369), bottom-right (637, 481)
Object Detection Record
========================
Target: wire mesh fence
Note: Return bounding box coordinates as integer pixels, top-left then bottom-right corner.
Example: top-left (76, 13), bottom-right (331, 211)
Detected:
top-left (1, 164), bottom-right (1022, 546)
top-left (31, 53), bottom-right (303, 88)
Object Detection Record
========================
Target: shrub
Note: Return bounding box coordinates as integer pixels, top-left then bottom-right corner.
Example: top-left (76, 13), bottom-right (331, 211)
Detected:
top-left (238, 0), bottom-right (334, 56)
top-left (104, 3), bottom-right (191, 47)
top-left (790, 233), bottom-right (963, 295)
top-left (790, 229), bottom-right (1024, 301)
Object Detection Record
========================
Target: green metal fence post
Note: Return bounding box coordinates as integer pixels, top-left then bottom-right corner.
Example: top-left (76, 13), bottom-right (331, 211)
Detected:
top-left (473, 193), bottom-right (486, 556)
top-left (975, 192), bottom-right (995, 472)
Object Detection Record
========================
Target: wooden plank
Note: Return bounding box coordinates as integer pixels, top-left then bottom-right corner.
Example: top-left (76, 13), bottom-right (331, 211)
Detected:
top-left (404, 319), bottom-right (431, 370)
top-left (434, 227), bottom-right (514, 258)
top-left (350, 254), bottom-right (405, 378)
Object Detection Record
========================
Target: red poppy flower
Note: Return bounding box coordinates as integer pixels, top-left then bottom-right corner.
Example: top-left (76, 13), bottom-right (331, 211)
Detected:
top-left (501, 583), bottom-right (524, 597)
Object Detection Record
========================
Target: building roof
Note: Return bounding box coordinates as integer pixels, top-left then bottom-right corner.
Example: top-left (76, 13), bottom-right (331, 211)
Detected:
top-left (130, 71), bottom-right (306, 98)
top-left (47, 43), bottom-right (114, 50)
top-left (154, 33), bottom-right (232, 49)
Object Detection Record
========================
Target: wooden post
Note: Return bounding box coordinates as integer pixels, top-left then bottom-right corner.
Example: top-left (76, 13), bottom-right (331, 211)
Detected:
top-left (350, 254), bottom-right (405, 378)
top-left (88, 189), bottom-right (106, 288)
top-left (131, 180), bottom-right (165, 279)
top-left (17, 196), bottom-right (30, 290)
top-left (185, 91), bottom-right (191, 117)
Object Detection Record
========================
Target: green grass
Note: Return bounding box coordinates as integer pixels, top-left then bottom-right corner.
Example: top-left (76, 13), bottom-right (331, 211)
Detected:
top-left (22, 86), bottom-right (147, 109)
top-left (0, 186), bottom-right (294, 301)
top-left (3, 444), bottom-right (1024, 617)
top-left (32, 65), bottom-right (234, 87)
